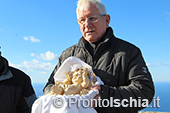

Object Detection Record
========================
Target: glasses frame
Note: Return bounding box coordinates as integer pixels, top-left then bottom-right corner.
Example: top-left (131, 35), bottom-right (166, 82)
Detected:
top-left (77, 14), bottom-right (107, 25)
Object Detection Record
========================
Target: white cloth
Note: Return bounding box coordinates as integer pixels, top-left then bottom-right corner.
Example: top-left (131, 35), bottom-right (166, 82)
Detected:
top-left (32, 57), bottom-right (104, 113)
top-left (54, 56), bottom-right (93, 82)
top-left (32, 90), bottom-right (99, 113)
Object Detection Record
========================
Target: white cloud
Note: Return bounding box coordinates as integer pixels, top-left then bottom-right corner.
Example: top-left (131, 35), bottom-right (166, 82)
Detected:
top-left (29, 51), bottom-right (58, 61)
top-left (40, 51), bottom-right (58, 61)
top-left (23, 59), bottom-right (54, 72)
top-left (9, 59), bottom-right (55, 73)
top-left (31, 53), bottom-right (35, 57)
top-left (147, 62), bottom-right (169, 67)
top-left (24, 37), bottom-right (29, 40)
top-left (9, 62), bottom-right (22, 69)
top-left (146, 62), bottom-right (151, 67)
top-left (24, 36), bottom-right (40, 43)
top-left (157, 62), bottom-right (169, 67)
top-left (30, 36), bottom-right (40, 42)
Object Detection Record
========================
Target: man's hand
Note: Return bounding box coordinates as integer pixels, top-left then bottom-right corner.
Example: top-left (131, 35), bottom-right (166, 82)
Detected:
top-left (91, 85), bottom-right (101, 108)
top-left (91, 85), bottom-right (101, 91)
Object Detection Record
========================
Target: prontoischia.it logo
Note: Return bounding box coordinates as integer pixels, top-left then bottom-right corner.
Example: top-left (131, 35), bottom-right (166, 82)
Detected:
top-left (53, 96), bottom-right (160, 108)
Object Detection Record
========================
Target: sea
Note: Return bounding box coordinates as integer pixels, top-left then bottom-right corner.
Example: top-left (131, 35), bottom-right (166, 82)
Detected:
top-left (32, 82), bottom-right (170, 112)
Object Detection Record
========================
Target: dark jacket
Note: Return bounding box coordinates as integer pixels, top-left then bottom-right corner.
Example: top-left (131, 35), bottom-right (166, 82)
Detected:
top-left (0, 57), bottom-right (37, 113)
top-left (44, 27), bottom-right (155, 113)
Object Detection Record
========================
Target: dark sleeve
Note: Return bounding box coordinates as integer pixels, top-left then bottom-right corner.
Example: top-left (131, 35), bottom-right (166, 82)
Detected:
top-left (97, 48), bottom-right (155, 113)
top-left (18, 74), bottom-right (37, 113)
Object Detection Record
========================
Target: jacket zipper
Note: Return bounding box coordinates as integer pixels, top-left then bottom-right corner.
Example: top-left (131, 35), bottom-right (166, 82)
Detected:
top-left (93, 38), bottom-right (110, 66)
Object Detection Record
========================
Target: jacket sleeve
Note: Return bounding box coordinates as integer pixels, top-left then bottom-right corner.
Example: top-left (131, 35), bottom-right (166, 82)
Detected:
top-left (18, 76), bottom-right (37, 113)
top-left (97, 48), bottom-right (155, 113)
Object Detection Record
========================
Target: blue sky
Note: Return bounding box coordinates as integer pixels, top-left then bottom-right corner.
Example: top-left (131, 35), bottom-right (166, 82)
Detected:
top-left (0, 0), bottom-right (170, 83)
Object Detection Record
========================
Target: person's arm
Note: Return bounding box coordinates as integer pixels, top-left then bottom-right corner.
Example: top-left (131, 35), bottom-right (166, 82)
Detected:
top-left (96, 48), bottom-right (155, 113)
top-left (18, 76), bottom-right (37, 113)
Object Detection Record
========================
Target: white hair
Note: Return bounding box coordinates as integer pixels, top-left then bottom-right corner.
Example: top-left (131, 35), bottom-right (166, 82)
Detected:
top-left (76, 0), bottom-right (107, 19)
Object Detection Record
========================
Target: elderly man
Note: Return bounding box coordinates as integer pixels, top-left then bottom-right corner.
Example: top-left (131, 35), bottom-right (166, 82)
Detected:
top-left (0, 50), bottom-right (37, 113)
top-left (44, 0), bottom-right (155, 113)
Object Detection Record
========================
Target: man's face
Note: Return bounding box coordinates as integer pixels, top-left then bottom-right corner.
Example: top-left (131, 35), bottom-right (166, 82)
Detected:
top-left (77, 3), bottom-right (110, 43)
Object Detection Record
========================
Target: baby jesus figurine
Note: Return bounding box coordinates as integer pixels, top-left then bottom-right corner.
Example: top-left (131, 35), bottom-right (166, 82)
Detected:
top-left (50, 68), bottom-right (96, 95)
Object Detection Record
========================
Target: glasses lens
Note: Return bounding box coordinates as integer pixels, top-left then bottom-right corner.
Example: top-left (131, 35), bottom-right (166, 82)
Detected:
top-left (78, 18), bottom-right (85, 24)
top-left (77, 14), bottom-right (106, 24)
top-left (89, 16), bottom-right (98, 23)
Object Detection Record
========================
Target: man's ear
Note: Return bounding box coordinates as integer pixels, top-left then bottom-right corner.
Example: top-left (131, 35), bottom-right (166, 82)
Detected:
top-left (106, 14), bottom-right (110, 27)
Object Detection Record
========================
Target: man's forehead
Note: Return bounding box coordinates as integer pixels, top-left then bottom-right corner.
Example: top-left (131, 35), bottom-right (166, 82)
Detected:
top-left (78, 4), bottom-right (99, 17)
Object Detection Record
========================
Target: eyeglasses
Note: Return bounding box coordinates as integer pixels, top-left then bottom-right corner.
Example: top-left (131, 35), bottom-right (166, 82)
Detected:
top-left (77, 14), bottom-right (107, 25)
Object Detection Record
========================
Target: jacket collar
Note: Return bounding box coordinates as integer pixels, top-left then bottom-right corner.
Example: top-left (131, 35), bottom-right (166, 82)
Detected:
top-left (78, 27), bottom-right (114, 48)
top-left (0, 57), bottom-right (13, 81)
